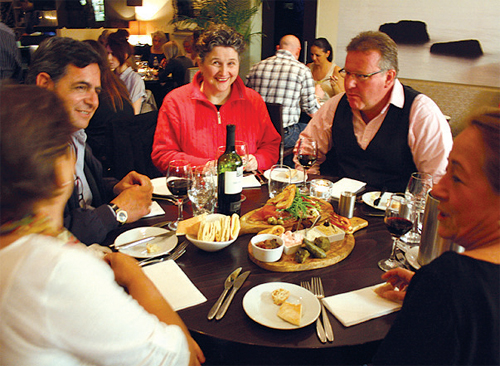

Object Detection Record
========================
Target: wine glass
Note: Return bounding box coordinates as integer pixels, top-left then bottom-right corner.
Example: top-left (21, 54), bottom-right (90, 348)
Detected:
top-left (402, 172), bottom-right (433, 245)
top-left (378, 193), bottom-right (414, 272)
top-left (296, 137), bottom-right (317, 194)
top-left (188, 165), bottom-right (216, 216)
top-left (166, 160), bottom-right (191, 231)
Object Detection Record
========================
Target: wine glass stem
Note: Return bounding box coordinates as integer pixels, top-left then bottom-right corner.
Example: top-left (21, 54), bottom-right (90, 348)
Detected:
top-left (177, 199), bottom-right (184, 222)
top-left (389, 237), bottom-right (398, 260)
top-left (303, 168), bottom-right (308, 187)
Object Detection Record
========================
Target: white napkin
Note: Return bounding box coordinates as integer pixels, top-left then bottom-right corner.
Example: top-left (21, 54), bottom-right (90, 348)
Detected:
top-left (242, 174), bottom-right (261, 188)
top-left (143, 201), bottom-right (165, 218)
top-left (143, 260), bottom-right (207, 311)
top-left (330, 178), bottom-right (367, 200)
top-left (322, 283), bottom-right (402, 327)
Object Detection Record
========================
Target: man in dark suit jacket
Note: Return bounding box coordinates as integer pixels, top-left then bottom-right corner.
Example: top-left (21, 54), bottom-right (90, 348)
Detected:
top-left (27, 37), bottom-right (153, 245)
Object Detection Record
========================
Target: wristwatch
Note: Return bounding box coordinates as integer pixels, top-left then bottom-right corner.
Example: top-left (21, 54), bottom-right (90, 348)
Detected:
top-left (109, 204), bottom-right (128, 225)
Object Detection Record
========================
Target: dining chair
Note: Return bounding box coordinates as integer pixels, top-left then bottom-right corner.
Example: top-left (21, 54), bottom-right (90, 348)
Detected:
top-left (265, 102), bottom-right (294, 165)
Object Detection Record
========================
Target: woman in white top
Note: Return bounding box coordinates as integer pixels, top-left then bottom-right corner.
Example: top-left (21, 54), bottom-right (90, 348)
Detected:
top-left (0, 85), bottom-right (205, 366)
top-left (107, 31), bottom-right (146, 114)
top-left (307, 37), bottom-right (345, 105)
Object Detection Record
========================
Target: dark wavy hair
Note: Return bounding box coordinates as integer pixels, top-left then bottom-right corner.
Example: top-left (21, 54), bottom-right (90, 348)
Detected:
top-left (195, 24), bottom-right (246, 62)
top-left (26, 37), bottom-right (102, 85)
top-left (0, 85), bottom-right (74, 224)
top-left (312, 38), bottom-right (333, 62)
top-left (347, 31), bottom-right (399, 74)
top-left (107, 31), bottom-right (133, 66)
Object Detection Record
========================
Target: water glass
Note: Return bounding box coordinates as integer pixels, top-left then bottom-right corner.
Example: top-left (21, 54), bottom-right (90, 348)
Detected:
top-left (402, 172), bottom-right (433, 244)
top-left (188, 165), bottom-right (216, 216)
top-left (268, 164), bottom-right (292, 198)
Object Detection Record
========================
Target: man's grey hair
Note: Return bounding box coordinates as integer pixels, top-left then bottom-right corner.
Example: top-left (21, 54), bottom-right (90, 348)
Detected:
top-left (347, 31), bottom-right (399, 74)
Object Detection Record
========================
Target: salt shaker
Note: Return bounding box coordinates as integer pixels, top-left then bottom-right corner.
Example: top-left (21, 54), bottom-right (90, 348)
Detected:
top-left (338, 191), bottom-right (356, 218)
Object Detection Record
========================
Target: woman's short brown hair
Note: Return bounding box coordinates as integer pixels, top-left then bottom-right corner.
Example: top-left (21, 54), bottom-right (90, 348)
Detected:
top-left (195, 24), bottom-right (246, 62)
top-left (0, 85), bottom-right (74, 224)
top-left (469, 107), bottom-right (500, 194)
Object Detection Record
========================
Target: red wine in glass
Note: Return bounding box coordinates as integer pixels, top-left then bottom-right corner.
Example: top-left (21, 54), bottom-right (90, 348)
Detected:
top-left (167, 178), bottom-right (189, 198)
top-left (384, 217), bottom-right (413, 237)
top-left (298, 154), bottom-right (317, 169)
top-left (297, 137), bottom-right (317, 193)
top-left (166, 160), bottom-right (191, 231)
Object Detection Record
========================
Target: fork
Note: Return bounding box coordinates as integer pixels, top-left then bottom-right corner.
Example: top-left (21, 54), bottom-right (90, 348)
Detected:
top-left (301, 281), bottom-right (326, 343)
top-left (139, 240), bottom-right (188, 267)
top-left (312, 277), bottom-right (334, 342)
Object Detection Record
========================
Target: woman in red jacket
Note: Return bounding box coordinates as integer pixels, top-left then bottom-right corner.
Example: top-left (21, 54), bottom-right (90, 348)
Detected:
top-left (152, 24), bottom-right (280, 173)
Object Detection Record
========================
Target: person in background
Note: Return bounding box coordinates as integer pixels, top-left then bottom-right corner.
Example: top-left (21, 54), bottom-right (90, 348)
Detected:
top-left (26, 36), bottom-right (152, 245)
top-left (307, 37), bottom-right (344, 105)
top-left (373, 108), bottom-right (500, 365)
top-left (107, 31), bottom-right (146, 114)
top-left (98, 29), bottom-right (109, 47)
top-left (158, 40), bottom-right (193, 89)
top-left (295, 31), bottom-right (453, 192)
top-left (83, 40), bottom-right (135, 179)
top-left (0, 84), bottom-right (205, 366)
top-left (152, 24), bottom-right (280, 172)
top-left (149, 30), bottom-right (167, 68)
top-left (246, 35), bottom-right (319, 151)
top-left (183, 37), bottom-right (196, 62)
top-left (0, 22), bottom-right (22, 82)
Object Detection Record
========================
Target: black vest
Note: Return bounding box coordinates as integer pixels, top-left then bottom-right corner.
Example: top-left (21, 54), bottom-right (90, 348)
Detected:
top-left (322, 85), bottom-right (420, 192)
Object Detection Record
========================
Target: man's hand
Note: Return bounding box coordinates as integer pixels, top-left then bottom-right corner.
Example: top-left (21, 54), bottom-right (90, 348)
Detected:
top-left (111, 183), bottom-right (152, 223)
top-left (379, 268), bottom-right (415, 302)
top-left (113, 171), bottom-right (152, 196)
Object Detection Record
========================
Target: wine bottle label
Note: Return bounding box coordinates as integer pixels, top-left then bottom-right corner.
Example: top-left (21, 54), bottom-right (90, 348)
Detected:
top-left (223, 167), bottom-right (243, 194)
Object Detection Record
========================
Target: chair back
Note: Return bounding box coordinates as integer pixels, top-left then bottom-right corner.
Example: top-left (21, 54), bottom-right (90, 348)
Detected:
top-left (266, 102), bottom-right (285, 165)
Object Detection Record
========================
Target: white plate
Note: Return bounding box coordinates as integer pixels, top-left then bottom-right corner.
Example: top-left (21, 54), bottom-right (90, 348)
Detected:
top-left (114, 227), bottom-right (177, 258)
top-left (242, 282), bottom-right (321, 330)
top-left (151, 177), bottom-right (171, 196)
top-left (405, 246), bottom-right (421, 269)
top-left (361, 191), bottom-right (393, 210)
top-left (263, 169), bottom-right (306, 184)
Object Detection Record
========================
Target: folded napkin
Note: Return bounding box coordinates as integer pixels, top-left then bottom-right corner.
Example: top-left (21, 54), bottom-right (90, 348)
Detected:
top-left (242, 174), bottom-right (261, 188)
top-left (322, 283), bottom-right (402, 327)
top-left (143, 201), bottom-right (165, 218)
top-left (330, 178), bottom-right (367, 200)
top-left (143, 260), bottom-right (207, 311)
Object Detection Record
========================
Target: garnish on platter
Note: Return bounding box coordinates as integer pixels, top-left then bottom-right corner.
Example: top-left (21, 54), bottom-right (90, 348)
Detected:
top-left (240, 185), bottom-right (351, 234)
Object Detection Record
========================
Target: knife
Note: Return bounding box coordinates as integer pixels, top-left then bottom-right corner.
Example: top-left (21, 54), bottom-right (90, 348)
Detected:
top-left (112, 231), bottom-right (175, 250)
top-left (215, 270), bottom-right (250, 320)
top-left (207, 267), bottom-right (242, 320)
top-left (373, 187), bottom-right (387, 207)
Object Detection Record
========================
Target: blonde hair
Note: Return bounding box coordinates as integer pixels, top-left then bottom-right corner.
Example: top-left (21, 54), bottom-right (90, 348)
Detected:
top-left (152, 31), bottom-right (167, 45)
top-left (162, 40), bottom-right (184, 63)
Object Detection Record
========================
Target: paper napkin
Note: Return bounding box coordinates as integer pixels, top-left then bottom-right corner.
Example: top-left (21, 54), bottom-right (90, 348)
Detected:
top-left (322, 283), bottom-right (402, 327)
top-left (242, 174), bottom-right (261, 188)
top-left (330, 178), bottom-right (366, 200)
top-left (143, 201), bottom-right (165, 218)
top-left (143, 260), bottom-right (207, 311)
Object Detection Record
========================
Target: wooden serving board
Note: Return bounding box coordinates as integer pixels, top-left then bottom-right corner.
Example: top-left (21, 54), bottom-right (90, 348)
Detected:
top-left (248, 217), bottom-right (367, 272)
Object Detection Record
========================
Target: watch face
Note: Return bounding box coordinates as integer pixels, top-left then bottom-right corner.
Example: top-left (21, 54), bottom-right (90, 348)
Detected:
top-left (117, 210), bottom-right (128, 224)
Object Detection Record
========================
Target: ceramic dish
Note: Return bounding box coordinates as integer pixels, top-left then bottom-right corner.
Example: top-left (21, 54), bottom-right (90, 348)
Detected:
top-left (185, 214), bottom-right (238, 252)
top-left (361, 191), bottom-right (393, 210)
top-left (242, 282), bottom-right (321, 330)
top-left (263, 169), bottom-right (306, 184)
top-left (151, 177), bottom-right (171, 196)
top-left (250, 234), bottom-right (284, 262)
top-left (405, 246), bottom-right (421, 269)
top-left (114, 227), bottom-right (177, 258)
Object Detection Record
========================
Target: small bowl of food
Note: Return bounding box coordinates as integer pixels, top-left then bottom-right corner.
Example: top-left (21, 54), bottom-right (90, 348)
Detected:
top-left (251, 234), bottom-right (284, 262)
top-left (185, 213), bottom-right (240, 252)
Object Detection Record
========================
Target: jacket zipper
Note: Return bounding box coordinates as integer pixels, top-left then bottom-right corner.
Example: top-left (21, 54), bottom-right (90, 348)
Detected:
top-left (217, 111), bottom-right (221, 124)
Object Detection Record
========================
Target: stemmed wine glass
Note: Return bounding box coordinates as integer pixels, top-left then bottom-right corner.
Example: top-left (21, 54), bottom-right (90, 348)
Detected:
top-left (166, 160), bottom-right (191, 231)
top-left (402, 172), bottom-right (433, 245)
top-left (378, 193), bottom-right (414, 272)
top-left (296, 137), bottom-right (317, 193)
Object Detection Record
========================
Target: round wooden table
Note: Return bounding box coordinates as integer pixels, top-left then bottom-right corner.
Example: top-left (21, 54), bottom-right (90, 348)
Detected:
top-left (106, 179), bottom-right (396, 365)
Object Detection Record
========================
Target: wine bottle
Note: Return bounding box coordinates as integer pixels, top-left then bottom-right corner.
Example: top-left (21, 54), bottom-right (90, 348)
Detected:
top-left (217, 124), bottom-right (243, 215)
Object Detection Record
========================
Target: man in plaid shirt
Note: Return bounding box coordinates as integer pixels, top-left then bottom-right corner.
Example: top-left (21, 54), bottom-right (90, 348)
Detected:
top-left (246, 35), bottom-right (319, 150)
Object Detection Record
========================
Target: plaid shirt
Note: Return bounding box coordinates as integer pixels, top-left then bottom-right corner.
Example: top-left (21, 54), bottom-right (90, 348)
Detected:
top-left (246, 49), bottom-right (319, 128)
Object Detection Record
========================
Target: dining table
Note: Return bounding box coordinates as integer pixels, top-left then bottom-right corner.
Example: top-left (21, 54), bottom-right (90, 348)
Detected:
top-left (104, 175), bottom-right (400, 365)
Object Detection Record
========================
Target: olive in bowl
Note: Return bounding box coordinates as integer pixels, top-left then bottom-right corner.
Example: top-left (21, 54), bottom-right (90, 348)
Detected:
top-left (250, 234), bottom-right (284, 262)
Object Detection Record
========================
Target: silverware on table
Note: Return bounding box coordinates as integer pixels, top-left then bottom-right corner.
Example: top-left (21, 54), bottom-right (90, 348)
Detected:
top-left (215, 270), bottom-right (250, 320)
top-left (111, 231), bottom-right (175, 250)
top-left (373, 188), bottom-right (387, 207)
top-left (207, 267), bottom-right (242, 320)
top-left (138, 240), bottom-right (188, 267)
top-left (312, 277), bottom-right (334, 342)
top-left (301, 281), bottom-right (326, 343)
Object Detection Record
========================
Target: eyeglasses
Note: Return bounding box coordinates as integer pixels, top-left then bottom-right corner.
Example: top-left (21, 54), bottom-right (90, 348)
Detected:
top-left (339, 68), bottom-right (386, 81)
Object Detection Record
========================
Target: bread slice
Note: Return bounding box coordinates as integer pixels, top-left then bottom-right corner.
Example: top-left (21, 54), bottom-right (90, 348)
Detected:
top-left (277, 301), bottom-right (302, 326)
top-left (271, 288), bottom-right (290, 305)
top-left (177, 214), bottom-right (206, 236)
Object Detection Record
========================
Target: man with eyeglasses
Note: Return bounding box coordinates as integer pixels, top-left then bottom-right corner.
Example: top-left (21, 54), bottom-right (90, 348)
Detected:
top-left (27, 37), bottom-right (153, 245)
top-left (293, 31), bottom-right (453, 192)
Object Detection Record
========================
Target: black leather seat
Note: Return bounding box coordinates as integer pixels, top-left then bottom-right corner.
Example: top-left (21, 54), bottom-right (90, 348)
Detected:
top-left (265, 102), bottom-right (294, 165)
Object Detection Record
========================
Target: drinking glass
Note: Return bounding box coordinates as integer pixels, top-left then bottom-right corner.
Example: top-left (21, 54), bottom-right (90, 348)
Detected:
top-left (378, 193), bottom-right (414, 272)
top-left (166, 160), bottom-right (191, 231)
top-left (188, 165), bottom-right (216, 216)
top-left (402, 172), bottom-right (433, 245)
top-left (296, 137), bottom-right (317, 194)
top-left (268, 164), bottom-right (292, 198)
